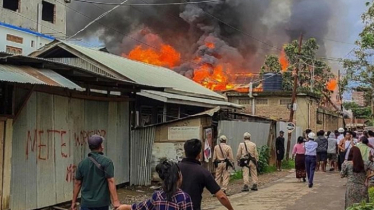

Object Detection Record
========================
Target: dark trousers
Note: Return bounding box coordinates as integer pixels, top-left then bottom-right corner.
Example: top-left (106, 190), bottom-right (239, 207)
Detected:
top-left (338, 152), bottom-right (346, 171)
top-left (305, 155), bottom-right (316, 185)
top-left (81, 207), bottom-right (109, 210)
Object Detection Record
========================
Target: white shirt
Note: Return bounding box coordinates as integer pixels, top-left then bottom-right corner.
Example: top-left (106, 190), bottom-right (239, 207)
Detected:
top-left (344, 140), bottom-right (353, 160)
top-left (305, 140), bottom-right (318, 156)
top-left (337, 134), bottom-right (344, 145)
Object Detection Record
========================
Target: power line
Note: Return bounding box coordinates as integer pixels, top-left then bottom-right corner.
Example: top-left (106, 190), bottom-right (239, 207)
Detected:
top-left (73, 0), bottom-right (220, 6)
top-left (68, 0), bottom-right (130, 39)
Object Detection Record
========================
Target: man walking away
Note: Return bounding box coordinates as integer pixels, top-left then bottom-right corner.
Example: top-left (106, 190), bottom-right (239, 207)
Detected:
top-left (213, 135), bottom-right (235, 194)
top-left (316, 130), bottom-right (328, 172)
top-left (327, 132), bottom-right (338, 171)
top-left (357, 136), bottom-right (371, 161)
top-left (71, 135), bottom-right (120, 210)
top-left (236, 132), bottom-right (259, 192)
top-left (179, 139), bottom-right (233, 210)
top-left (337, 128), bottom-right (345, 171)
top-left (305, 132), bottom-right (318, 188)
top-left (276, 131), bottom-right (285, 171)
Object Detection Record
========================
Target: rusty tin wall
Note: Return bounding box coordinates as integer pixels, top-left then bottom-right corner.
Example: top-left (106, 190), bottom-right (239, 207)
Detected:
top-left (130, 127), bottom-right (155, 186)
top-left (11, 91), bottom-right (129, 210)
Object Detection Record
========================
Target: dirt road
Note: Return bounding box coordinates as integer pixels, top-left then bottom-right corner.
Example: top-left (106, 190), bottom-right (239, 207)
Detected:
top-left (203, 170), bottom-right (346, 210)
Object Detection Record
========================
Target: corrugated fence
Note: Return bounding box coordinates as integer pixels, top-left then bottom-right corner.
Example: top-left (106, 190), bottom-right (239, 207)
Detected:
top-left (218, 120), bottom-right (272, 157)
top-left (130, 127), bottom-right (155, 186)
top-left (11, 91), bottom-right (130, 210)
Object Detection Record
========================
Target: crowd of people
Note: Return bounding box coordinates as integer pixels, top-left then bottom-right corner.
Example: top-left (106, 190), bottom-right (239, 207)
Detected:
top-left (284, 128), bottom-right (374, 209)
top-left (71, 133), bottom-right (262, 210)
top-left (69, 128), bottom-right (374, 210)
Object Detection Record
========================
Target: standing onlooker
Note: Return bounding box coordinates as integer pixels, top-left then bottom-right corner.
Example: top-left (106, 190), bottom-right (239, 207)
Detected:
top-left (339, 131), bottom-right (354, 162)
top-left (367, 130), bottom-right (374, 152)
top-left (71, 135), bottom-right (120, 210)
top-left (337, 128), bottom-right (345, 171)
top-left (213, 135), bottom-right (234, 194)
top-left (341, 147), bottom-right (374, 209)
top-left (292, 136), bottom-right (306, 182)
top-left (236, 132), bottom-right (259, 191)
top-left (305, 129), bottom-right (312, 141)
top-left (305, 132), bottom-right (318, 188)
top-left (327, 132), bottom-right (338, 171)
top-left (275, 131), bottom-right (285, 171)
top-left (178, 139), bottom-right (233, 210)
top-left (316, 130), bottom-right (328, 172)
top-left (357, 136), bottom-right (371, 162)
top-left (363, 131), bottom-right (369, 139)
top-left (118, 161), bottom-right (193, 210)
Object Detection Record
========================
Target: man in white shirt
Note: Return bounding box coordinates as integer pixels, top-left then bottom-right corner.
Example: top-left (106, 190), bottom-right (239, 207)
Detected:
top-left (305, 132), bottom-right (318, 188)
top-left (368, 130), bottom-right (374, 155)
top-left (336, 128), bottom-right (345, 171)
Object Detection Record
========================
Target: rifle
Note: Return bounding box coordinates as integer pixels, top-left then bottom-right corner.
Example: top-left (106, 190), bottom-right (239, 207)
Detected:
top-left (244, 143), bottom-right (257, 167)
top-left (218, 144), bottom-right (235, 170)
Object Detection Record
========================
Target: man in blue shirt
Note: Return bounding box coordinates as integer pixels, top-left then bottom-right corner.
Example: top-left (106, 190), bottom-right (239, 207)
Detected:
top-left (305, 132), bottom-right (318, 188)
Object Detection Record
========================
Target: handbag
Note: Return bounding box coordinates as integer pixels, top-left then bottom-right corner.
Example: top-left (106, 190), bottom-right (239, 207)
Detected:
top-left (239, 143), bottom-right (256, 167)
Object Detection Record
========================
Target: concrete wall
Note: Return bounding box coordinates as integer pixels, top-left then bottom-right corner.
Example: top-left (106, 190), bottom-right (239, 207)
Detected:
top-left (0, 0), bottom-right (66, 36)
top-left (230, 95), bottom-right (343, 133)
top-left (0, 25), bottom-right (53, 55)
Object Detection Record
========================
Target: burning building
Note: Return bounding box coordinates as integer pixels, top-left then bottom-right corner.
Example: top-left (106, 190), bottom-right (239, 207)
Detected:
top-left (67, 0), bottom-right (350, 92)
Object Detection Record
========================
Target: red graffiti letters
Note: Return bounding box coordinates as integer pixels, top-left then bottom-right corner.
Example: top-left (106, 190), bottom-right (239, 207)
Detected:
top-left (66, 164), bottom-right (77, 182)
top-left (25, 129), bottom-right (106, 160)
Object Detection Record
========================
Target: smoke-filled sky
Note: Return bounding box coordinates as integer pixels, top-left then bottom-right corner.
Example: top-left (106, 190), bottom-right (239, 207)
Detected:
top-left (66, 0), bottom-right (367, 75)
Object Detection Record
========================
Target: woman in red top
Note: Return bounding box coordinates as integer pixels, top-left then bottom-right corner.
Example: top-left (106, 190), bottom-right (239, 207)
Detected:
top-left (292, 136), bottom-right (306, 182)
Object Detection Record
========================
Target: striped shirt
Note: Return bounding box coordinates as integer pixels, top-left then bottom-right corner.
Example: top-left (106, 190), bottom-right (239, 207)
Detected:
top-left (131, 189), bottom-right (193, 210)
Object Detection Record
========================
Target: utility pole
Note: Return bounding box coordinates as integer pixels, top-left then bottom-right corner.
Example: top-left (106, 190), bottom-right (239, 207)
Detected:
top-left (338, 70), bottom-right (346, 128)
top-left (286, 33), bottom-right (303, 160)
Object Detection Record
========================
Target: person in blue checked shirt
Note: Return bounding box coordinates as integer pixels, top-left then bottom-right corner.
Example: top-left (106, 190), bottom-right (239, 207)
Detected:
top-left (118, 160), bottom-right (193, 210)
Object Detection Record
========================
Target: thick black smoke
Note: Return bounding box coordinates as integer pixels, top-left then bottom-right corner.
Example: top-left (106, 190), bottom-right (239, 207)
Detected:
top-left (66, 0), bottom-right (347, 75)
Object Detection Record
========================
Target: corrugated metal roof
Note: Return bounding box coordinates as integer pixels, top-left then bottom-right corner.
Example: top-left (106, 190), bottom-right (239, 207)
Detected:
top-left (59, 42), bottom-right (226, 100)
top-left (0, 64), bottom-right (82, 90)
top-left (138, 90), bottom-right (243, 109)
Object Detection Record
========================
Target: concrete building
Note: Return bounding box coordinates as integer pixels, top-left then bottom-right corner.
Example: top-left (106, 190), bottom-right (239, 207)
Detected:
top-left (0, 0), bottom-right (66, 55)
top-left (352, 91), bottom-right (365, 107)
top-left (225, 91), bottom-right (344, 133)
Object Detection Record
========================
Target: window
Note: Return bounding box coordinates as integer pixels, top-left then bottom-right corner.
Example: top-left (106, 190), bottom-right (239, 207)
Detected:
top-left (6, 34), bottom-right (23, 44)
top-left (280, 99), bottom-right (292, 105)
top-left (317, 112), bottom-right (323, 124)
top-left (42, 1), bottom-right (55, 23)
top-left (3, 0), bottom-right (19, 11)
top-left (157, 107), bottom-right (164, 123)
top-left (31, 40), bottom-right (35, 47)
top-left (6, 46), bottom-right (22, 54)
top-left (140, 106), bottom-right (152, 126)
top-left (256, 99), bottom-right (268, 105)
top-left (238, 99), bottom-right (252, 105)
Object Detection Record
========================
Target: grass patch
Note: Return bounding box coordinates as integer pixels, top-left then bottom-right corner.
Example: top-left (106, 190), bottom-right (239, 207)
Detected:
top-left (230, 170), bottom-right (243, 181)
top-left (369, 187), bottom-right (374, 203)
top-left (282, 160), bottom-right (295, 169)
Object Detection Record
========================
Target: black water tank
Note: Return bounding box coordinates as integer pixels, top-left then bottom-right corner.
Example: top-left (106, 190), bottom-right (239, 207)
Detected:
top-left (263, 73), bottom-right (283, 91)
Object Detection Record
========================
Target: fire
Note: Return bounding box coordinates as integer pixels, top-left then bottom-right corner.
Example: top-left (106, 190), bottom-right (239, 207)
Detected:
top-left (326, 79), bottom-right (337, 91)
top-left (206, 42), bottom-right (215, 49)
top-left (279, 49), bottom-right (289, 71)
top-left (127, 44), bottom-right (181, 68)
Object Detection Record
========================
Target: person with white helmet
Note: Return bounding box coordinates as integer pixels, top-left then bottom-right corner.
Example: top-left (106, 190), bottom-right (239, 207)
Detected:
top-left (305, 132), bottom-right (318, 188)
top-left (236, 132), bottom-right (259, 191)
top-left (213, 135), bottom-right (235, 194)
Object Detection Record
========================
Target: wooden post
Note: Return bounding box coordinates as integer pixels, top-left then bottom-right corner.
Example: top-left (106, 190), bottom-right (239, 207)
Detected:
top-left (286, 33), bottom-right (303, 160)
top-left (2, 119), bottom-right (12, 210)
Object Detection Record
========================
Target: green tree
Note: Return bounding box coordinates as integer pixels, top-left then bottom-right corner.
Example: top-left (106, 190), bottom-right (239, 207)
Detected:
top-left (343, 102), bottom-right (372, 119)
top-left (261, 38), bottom-right (335, 95)
top-left (344, 1), bottom-right (374, 102)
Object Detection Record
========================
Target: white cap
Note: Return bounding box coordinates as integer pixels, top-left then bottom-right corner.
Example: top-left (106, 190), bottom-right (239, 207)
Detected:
top-left (308, 132), bottom-right (316, 139)
top-left (219, 135), bottom-right (227, 142)
top-left (338, 128), bottom-right (344, 133)
top-left (244, 132), bottom-right (251, 139)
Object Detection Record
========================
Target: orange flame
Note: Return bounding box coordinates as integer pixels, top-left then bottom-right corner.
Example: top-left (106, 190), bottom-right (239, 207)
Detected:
top-left (326, 79), bottom-right (337, 91)
top-left (279, 49), bottom-right (289, 71)
top-left (126, 45), bottom-right (181, 68)
top-left (206, 42), bottom-right (215, 49)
